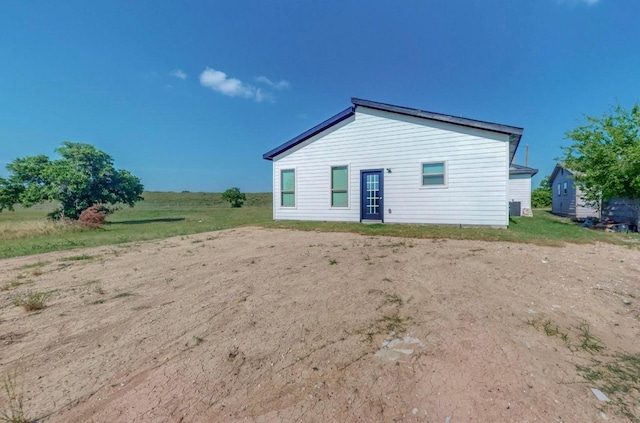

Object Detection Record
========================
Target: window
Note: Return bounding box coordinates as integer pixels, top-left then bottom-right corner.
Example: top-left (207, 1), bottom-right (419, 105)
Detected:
top-left (557, 183), bottom-right (561, 196)
top-left (563, 182), bottom-right (567, 195)
top-left (422, 162), bottom-right (446, 186)
top-left (331, 166), bottom-right (348, 207)
top-left (281, 169), bottom-right (295, 207)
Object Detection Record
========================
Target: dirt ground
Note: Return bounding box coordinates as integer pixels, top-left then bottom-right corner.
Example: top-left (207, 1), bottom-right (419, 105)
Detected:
top-left (1, 227), bottom-right (639, 422)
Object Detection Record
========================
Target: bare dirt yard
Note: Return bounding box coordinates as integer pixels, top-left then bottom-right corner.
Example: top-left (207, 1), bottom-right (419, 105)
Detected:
top-left (1, 227), bottom-right (639, 422)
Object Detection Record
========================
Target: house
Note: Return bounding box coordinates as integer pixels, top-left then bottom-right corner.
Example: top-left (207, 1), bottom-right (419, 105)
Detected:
top-left (549, 163), bottom-right (640, 227)
top-left (263, 98), bottom-right (527, 228)
top-left (509, 163), bottom-right (538, 216)
top-left (548, 164), bottom-right (599, 220)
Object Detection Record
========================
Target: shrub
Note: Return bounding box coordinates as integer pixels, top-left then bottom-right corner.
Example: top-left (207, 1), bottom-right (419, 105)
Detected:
top-left (78, 205), bottom-right (109, 227)
top-left (221, 187), bottom-right (246, 208)
top-left (12, 291), bottom-right (51, 312)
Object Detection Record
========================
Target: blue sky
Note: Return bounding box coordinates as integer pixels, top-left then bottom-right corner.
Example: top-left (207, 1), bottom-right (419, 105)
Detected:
top-left (1, 0), bottom-right (638, 192)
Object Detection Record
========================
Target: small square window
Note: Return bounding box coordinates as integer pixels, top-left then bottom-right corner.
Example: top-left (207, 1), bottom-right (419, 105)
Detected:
top-left (422, 162), bottom-right (446, 186)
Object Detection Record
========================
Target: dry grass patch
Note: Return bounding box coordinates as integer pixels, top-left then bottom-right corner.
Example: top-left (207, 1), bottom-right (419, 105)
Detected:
top-left (12, 291), bottom-right (51, 312)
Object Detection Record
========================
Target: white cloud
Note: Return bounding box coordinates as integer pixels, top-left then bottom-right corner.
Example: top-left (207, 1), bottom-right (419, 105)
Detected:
top-left (170, 69), bottom-right (187, 80)
top-left (255, 76), bottom-right (291, 90)
top-left (199, 68), bottom-right (288, 102)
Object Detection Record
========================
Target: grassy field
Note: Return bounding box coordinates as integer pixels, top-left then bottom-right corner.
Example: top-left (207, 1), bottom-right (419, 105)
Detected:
top-left (0, 191), bottom-right (637, 259)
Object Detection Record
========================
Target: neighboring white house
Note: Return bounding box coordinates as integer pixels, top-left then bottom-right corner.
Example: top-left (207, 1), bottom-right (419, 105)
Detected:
top-left (509, 163), bottom-right (538, 216)
top-left (548, 164), bottom-right (599, 220)
top-left (263, 98), bottom-right (526, 228)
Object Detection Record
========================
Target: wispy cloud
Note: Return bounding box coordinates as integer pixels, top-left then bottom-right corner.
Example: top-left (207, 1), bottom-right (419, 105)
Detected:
top-left (199, 67), bottom-right (288, 102)
top-left (170, 69), bottom-right (187, 80)
top-left (255, 76), bottom-right (291, 90)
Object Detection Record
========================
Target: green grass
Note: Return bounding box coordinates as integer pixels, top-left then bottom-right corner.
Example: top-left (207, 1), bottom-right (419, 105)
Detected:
top-left (0, 192), bottom-right (272, 259)
top-left (262, 209), bottom-right (639, 246)
top-left (0, 195), bottom-right (638, 259)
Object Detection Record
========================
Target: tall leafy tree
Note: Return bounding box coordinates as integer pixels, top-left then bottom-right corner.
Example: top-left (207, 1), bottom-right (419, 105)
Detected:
top-left (562, 104), bottom-right (640, 209)
top-left (0, 142), bottom-right (144, 219)
top-left (531, 175), bottom-right (552, 208)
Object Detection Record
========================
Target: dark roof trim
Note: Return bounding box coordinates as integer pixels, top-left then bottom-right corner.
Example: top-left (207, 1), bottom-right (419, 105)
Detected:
top-left (263, 98), bottom-right (524, 162)
top-left (352, 98), bottom-right (523, 137)
top-left (510, 163), bottom-right (538, 176)
top-left (262, 106), bottom-right (354, 160)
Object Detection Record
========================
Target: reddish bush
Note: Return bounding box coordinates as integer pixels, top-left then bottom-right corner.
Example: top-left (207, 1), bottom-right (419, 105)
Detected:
top-left (78, 205), bottom-right (108, 228)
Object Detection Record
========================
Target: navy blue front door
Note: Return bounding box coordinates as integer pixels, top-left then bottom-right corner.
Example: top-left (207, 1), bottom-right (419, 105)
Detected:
top-left (361, 170), bottom-right (383, 221)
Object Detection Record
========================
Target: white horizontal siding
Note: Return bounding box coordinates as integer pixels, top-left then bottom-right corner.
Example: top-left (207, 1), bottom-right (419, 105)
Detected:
top-left (508, 174), bottom-right (531, 212)
top-left (272, 107), bottom-right (510, 226)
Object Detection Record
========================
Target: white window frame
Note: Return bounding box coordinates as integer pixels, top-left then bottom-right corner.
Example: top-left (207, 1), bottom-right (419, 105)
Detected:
top-left (330, 165), bottom-right (349, 208)
top-left (280, 168), bottom-right (296, 208)
top-left (563, 181), bottom-right (567, 195)
top-left (557, 183), bottom-right (561, 196)
top-left (420, 161), bottom-right (447, 188)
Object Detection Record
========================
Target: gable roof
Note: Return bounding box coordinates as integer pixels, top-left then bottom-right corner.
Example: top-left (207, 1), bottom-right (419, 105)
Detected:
top-left (549, 163), bottom-right (576, 184)
top-left (263, 98), bottom-right (524, 161)
top-left (510, 163), bottom-right (538, 176)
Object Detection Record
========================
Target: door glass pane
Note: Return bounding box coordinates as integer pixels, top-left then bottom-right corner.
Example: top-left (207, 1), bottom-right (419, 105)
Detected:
top-left (366, 174), bottom-right (379, 215)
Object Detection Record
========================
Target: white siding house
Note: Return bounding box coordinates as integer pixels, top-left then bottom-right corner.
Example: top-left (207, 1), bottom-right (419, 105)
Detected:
top-left (509, 164), bottom-right (538, 215)
top-left (263, 98), bottom-right (525, 227)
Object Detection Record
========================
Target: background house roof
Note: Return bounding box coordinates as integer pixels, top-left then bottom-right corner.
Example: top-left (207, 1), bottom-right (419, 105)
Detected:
top-left (548, 163), bottom-right (578, 184)
top-left (263, 98), bottom-right (524, 161)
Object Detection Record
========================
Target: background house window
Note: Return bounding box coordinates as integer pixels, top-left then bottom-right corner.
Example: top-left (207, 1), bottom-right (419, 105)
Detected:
top-left (563, 181), bottom-right (567, 195)
top-left (331, 166), bottom-right (348, 207)
top-left (557, 183), bottom-right (561, 196)
top-left (281, 169), bottom-right (295, 207)
top-left (422, 162), bottom-right (445, 186)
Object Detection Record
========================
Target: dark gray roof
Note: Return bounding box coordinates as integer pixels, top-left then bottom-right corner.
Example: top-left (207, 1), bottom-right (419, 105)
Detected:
top-left (510, 163), bottom-right (538, 176)
top-left (263, 98), bottom-right (524, 161)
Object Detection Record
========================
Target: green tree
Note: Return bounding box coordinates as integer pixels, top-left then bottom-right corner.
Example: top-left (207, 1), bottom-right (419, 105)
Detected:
top-left (221, 187), bottom-right (246, 208)
top-left (531, 175), bottom-right (552, 208)
top-left (0, 142), bottom-right (144, 219)
top-left (562, 104), bottom-right (640, 209)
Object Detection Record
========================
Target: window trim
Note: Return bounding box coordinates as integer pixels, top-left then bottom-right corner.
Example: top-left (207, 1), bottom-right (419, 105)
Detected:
top-left (557, 183), bottom-right (561, 196)
top-left (330, 165), bottom-right (349, 208)
top-left (280, 168), bottom-right (296, 208)
top-left (420, 161), bottom-right (447, 188)
top-left (563, 181), bottom-right (567, 195)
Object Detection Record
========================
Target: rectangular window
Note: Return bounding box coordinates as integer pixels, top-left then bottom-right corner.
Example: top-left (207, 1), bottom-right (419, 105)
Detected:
top-left (563, 182), bottom-right (567, 195)
top-left (281, 169), bottom-right (295, 207)
top-left (331, 166), bottom-right (348, 207)
top-left (422, 162), bottom-right (445, 186)
top-left (557, 183), bottom-right (561, 196)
